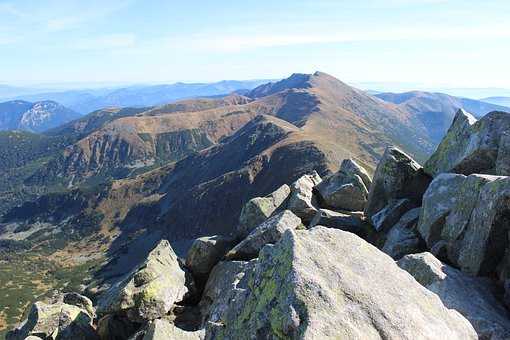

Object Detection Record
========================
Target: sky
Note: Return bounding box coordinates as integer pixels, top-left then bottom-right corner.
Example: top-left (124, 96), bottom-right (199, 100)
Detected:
top-left (1, 0), bottom-right (509, 89)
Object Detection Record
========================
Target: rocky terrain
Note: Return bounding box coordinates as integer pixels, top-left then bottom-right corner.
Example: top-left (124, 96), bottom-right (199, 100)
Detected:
top-left (0, 100), bottom-right (80, 132)
top-left (5, 105), bottom-right (510, 339)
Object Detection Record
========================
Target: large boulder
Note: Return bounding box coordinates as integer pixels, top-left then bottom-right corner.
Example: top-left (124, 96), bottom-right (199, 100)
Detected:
top-left (339, 158), bottom-right (372, 189)
top-left (185, 235), bottom-right (235, 279)
top-left (364, 147), bottom-right (431, 220)
top-left (225, 210), bottom-right (302, 260)
top-left (398, 252), bottom-right (510, 339)
top-left (143, 318), bottom-right (204, 340)
top-left (7, 296), bottom-right (98, 340)
top-left (97, 240), bottom-right (189, 323)
top-left (417, 173), bottom-right (510, 276)
top-left (369, 198), bottom-right (416, 233)
top-left (205, 227), bottom-right (477, 339)
top-left (315, 159), bottom-right (370, 211)
top-left (309, 209), bottom-right (365, 232)
top-left (236, 184), bottom-right (291, 238)
top-left (287, 172), bottom-right (322, 223)
top-left (425, 109), bottom-right (510, 177)
top-left (382, 207), bottom-right (423, 259)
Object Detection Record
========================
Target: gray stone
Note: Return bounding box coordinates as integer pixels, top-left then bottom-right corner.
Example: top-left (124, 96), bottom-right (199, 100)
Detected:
top-left (365, 147), bottom-right (431, 220)
top-left (63, 292), bottom-right (95, 318)
top-left (425, 109), bottom-right (510, 177)
top-left (205, 227), bottom-right (477, 339)
top-left (185, 235), bottom-right (235, 278)
top-left (382, 208), bottom-right (423, 259)
top-left (287, 171), bottom-right (322, 222)
top-left (143, 318), bottom-right (204, 340)
top-left (370, 198), bottom-right (415, 232)
top-left (97, 240), bottom-right (189, 323)
top-left (225, 210), bottom-right (301, 260)
top-left (309, 209), bottom-right (364, 230)
top-left (237, 184), bottom-right (290, 238)
top-left (340, 158), bottom-right (372, 189)
top-left (399, 252), bottom-right (510, 340)
top-left (315, 160), bottom-right (369, 211)
top-left (7, 300), bottom-right (98, 340)
top-left (417, 173), bottom-right (510, 276)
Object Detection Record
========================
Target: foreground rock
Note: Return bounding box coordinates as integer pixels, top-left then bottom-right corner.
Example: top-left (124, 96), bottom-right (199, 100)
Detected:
top-left (418, 173), bottom-right (510, 276)
top-left (425, 109), bottom-right (510, 177)
top-left (315, 159), bottom-right (370, 211)
top-left (287, 172), bottom-right (322, 222)
top-left (225, 210), bottom-right (301, 260)
top-left (236, 184), bottom-right (291, 237)
top-left (382, 207), bottom-right (423, 259)
top-left (143, 318), bottom-right (204, 340)
top-left (97, 240), bottom-right (189, 323)
top-left (398, 252), bottom-right (510, 339)
top-left (364, 147), bottom-right (431, 221)
top-left (185, 235), bottom-right (235, 279)
top-left (206, 227), bottom-right (477, 339)
top-left (7, 294), bottom-right (98, 340)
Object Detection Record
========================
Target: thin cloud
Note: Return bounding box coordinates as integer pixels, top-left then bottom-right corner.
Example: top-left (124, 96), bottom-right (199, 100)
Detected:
top-left (70, 34), bottom-right (136, 51)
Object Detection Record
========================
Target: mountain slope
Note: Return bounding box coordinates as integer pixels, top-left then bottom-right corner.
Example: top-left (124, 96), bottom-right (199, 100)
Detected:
top-left (0, 100), bottom-right (80, 132)
top-left (481, 96), bottom-right (510, 107)
top-left (376, 91), bottom-right (510, 142)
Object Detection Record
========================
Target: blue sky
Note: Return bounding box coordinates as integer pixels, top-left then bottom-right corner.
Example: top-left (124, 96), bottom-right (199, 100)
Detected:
top-left (0, 0), bottom-right (509, 88)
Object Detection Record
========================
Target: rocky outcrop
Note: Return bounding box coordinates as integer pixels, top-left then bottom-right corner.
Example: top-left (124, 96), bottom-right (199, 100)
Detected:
top-left (417, 173), bottom-right (510, 277)
top-left (236, 184), bottom-right (291, 238)
top-left (382, 207), bottom-right (423, 259)
top-left (225, 210), bottom-right (302, 260)
top-left (315, 159), bottom-right (370, 211)
top-left (425, 110), bottom-right (510, 177)
top-left (287, 172), bottom-right (322, 223)
top-left (364, 147), bottom-right (431, 221)
top-left (97, 240), bottom-right (189, 323)
top-left (185, 235), bottom-right (235, 279)
top-left (205, 227), bottom-right (477, 339)
top-left (7, 294), bottom-right (98, 340)
top-left (399, 252), bottom-right (510, 339)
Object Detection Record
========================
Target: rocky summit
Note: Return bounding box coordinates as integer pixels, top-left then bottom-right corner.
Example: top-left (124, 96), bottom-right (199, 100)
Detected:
top-left (2, 73), bottom-right (510, 340)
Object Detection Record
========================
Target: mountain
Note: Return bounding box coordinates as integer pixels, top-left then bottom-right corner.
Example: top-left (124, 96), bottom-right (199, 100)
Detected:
top-left (13, 80), bottom-right (273, 114)
top-left (0, 100), bottom-right (81, 132)
top-left (481, 96), bottom-right (510, 107)
top-left (375, 91), bottom-right (510, 142)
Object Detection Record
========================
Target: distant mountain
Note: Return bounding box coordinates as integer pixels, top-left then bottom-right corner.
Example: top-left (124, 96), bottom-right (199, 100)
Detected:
top-left (0, 100), bottom-right (80, 132)
top-left (481, 96), bottom-right (510, 107)
top-left (375, 91), bottom-right (510, 142)
top-left (13, 80), bottom-right (273, 114)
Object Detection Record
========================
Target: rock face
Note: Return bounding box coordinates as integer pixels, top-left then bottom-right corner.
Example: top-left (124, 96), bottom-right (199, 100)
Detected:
top-left (382, 207), bottom-right (423, 259)
top-left (417, 173), bottom-right (510, 276)
top-left (425, 109), bottom-right (510, 177)
top-left (287, 172), bottom-right (322, 222)
top-left (97, 240), bottom-right (189, 323)
top-left (205, 227), bottom-right (477, 339)
top-left (225, 210), bottom-right (302, 260)
top-left (370, 198), bottom-right (416, 232)
top-left (236, 184), bottom-right (291, 238)
top-left (364, 147), bottom-right (431, 220)
top-left (185, 235), bottom-right (235, 279)
top-left (7, 295), bottom-right (97, 340)
top-left (315, 159), bottom-right (370, 211)
top-left (398, 252), bottom-right (510, 340)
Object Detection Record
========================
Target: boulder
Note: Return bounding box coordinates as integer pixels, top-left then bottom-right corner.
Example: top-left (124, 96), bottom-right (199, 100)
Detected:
top-left (97, 240), bottom-right (189, 323)
top-left (370, 198), bottom-right (415, 232)
top-left (236, 184), bottom-right (290, 237)
top-left (205, 227), bottom-right (477, 339)
top-left (382, 207), bottom-right (423, 259)
top-left (398, 252), bottom-right (510, 339)
top-left (315, 160), bottom-right (370, 211)
top-left (225, 210), bottom-right (302, 260)
top-left (63, 292), bottom-right (95, 318)
top-left (364, 147), bottom-right (431, 220)
top-left (185, 235), bottom-right (235, 279)
top-left (425, 109), bottom-right (510, 177)
top-left (339, 158), bottom-right (372, 189)
top-left (287, 172), bottom-right (322, 222)
top-left (143, 318), bottom-right (204, 340)
top-left (7, 299), bottom-right (98, 340)
top-left (309, 209), bottom-right (365, 231)
top-left (417, 173), bottom-right (510, 276)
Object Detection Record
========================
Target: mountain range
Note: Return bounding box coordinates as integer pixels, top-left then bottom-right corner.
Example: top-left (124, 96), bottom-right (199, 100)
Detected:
top-left (0, 71), bottom-right (510, 336)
